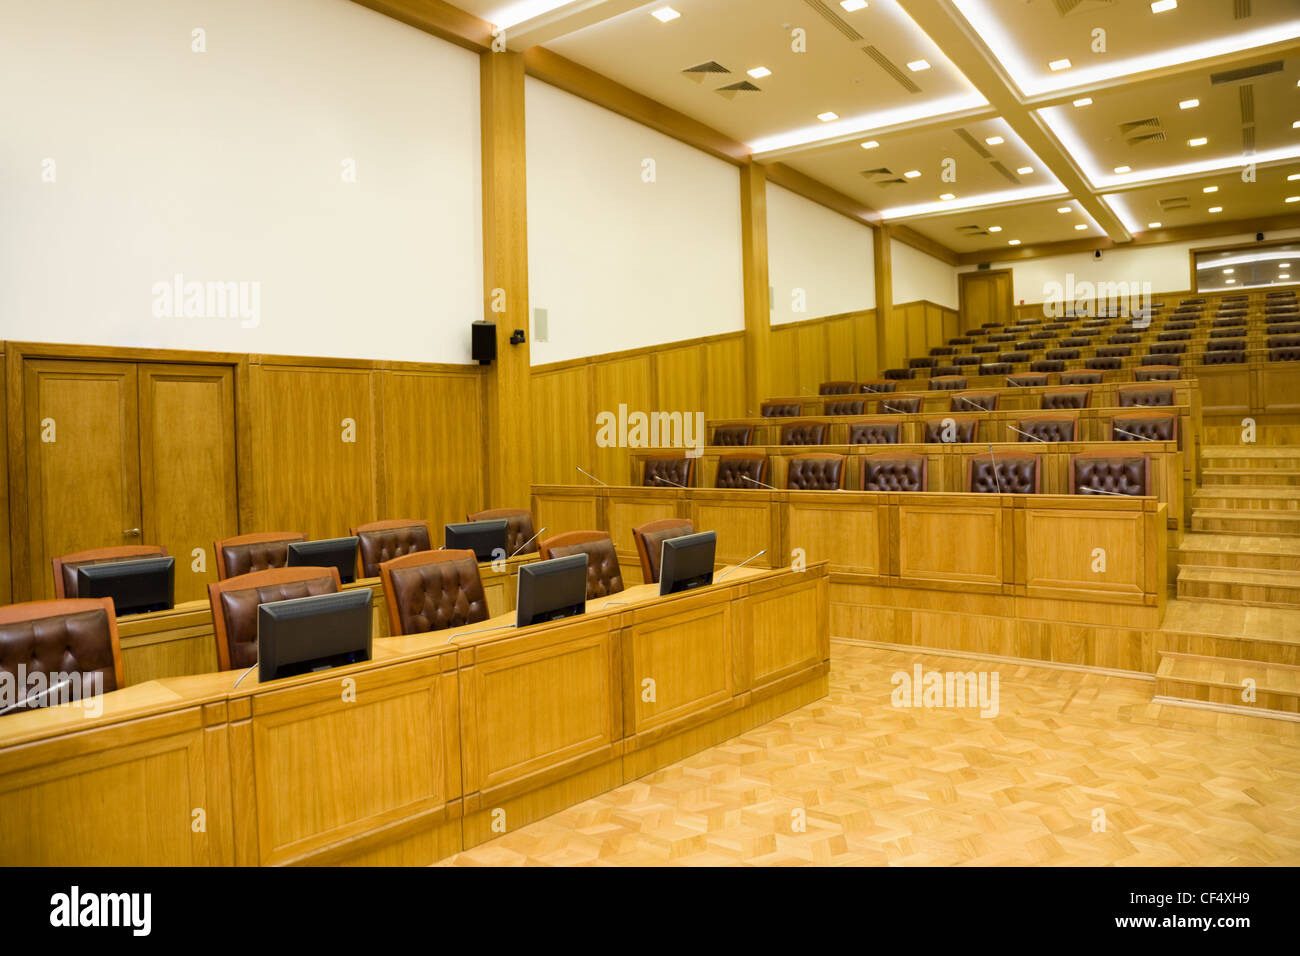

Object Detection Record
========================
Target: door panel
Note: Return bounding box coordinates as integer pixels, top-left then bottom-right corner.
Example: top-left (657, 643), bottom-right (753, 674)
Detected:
top-left (25, 361), bottom-right (140, 600)
top-left (960, 271), bottom-right (1013, 329)
top-left (139, 364), bottom-right (239, 605)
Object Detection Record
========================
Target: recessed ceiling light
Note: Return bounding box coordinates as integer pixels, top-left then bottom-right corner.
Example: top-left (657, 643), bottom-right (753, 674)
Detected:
top-left (651, 6), bottom-right (680, 22)
top-left (1223, 268), bottom-right (1234, 274)
top-left (1151, 0), bottom-right (1177, 12)
top-left (817, 111), bottom-right (838, 122)
top-left (904, 169), bottom-right (921, 178)
top-left (1209, 206), bottom-right (1222, 213)
top-left (1113, 165), bottom-right (1131, 174)
top-left (1293, 121), bottom-right (1300, 129)
top-left (1203, 185), bottom-right (1218, 193)
top-left (985, 135), bottom-right (1004, 145)
top-left (1017, 166), bottom-right (1033, 175)
top-left (1281, 274), bottom-right (1292, 280)
top-left (1048, 59), bottom-right (1071, 72)
top-left (1074, 223), bottom-right (1088, 230)
top-left (1281, 263), bottom-right (1292, 268)
top-left (748, 67), bottom-right (771, 79)
top-left (907, 59), bottom-right (931, 72)
top-left (860, 140), bottom-right (879, 149)
top-left (1225, 278), bottom-right (1235, 284)
top-left (1057, 206), bottom-right (1071, 213)
top-left (1289, 174), bottom-right (1300, 181)
top-left (1179, 98), bottom-right (1199, 110)
top-left (1188, 137), bottom-right (1207, 147)
top-left (840, 0), bottom-right (869, 11)
top-left (1073, 97), bottom-right (1093, 107)
top-left (1147, 221), bottom-right (1162, 228)
top-left (1287, 196), bottom-right (1300, 203)
top-left (988, 226), bottom-right (1002, 232)
top-left (939, 193), bottom-right (956, 200)
top-left (1008, 239), bottom-right (1021, 246)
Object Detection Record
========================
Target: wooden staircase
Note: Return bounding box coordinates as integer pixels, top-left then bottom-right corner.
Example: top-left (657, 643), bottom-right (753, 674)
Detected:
top-left (1155, 652), bottom-right (1300, 717)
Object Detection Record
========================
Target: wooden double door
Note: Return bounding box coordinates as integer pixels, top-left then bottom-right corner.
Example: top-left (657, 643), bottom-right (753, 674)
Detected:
top-left (21, 360), bottom-right (238, 604)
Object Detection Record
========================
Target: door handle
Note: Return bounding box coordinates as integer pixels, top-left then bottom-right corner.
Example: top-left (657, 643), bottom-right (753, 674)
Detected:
top-left (123, 528), bottom-right (141, 536)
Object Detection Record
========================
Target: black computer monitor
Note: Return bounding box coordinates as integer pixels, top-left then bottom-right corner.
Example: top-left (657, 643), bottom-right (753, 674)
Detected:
top-left (444, 520), bottom-right (509, 562)
top-left (659, 531), bottom-right (717, 595)
top-left (515, 554), bottom-right (587, 628)
top-left (256, 588), bottom-right (373, 683)
top-left (287, 536), bottom-right (359, 584)
top-left (76, 557), bottom-right (175, 616)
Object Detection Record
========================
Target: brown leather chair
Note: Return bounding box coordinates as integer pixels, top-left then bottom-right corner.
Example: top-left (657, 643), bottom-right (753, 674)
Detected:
top-left (1006, 373), bottom-right (1048, 388)
top-left (1111, 412), bottom-right (1178, 443)
top-left (1138, 357), bottom-right (1181, 371)
top-left (929, 375), bottom-right (967, 391)
top-left (1040, 387), bottom-right (1091, 410)
top-left (923, 417), bottom-right (977, 443)
top-left (467, 508), bottom-right (537, 556)
top-left (1058, 371), bottom-right (1102, 386)
top-left (951, 391), bottom-right (998, 412)
top-left (859, 380), bottom-right (897, 393)
top-left (711, 425), bottom-right (754, 446)
top-left (642, 456), bottom-right (696, 488)
top-left (207, 566), bottom-right (341, 672)
top-left (1202, 350), bottom-right (1246, 365)
top-left (824, 399), bottom-right (866, 415)
top-left (780, 422), bottom-right (826, 445)
top-left (818, 381), bottom-right (856, 395)
top-left (379, 549), bottom-right (489, 636)
top-left (967, 453), bottom-right (1040, 494)
top-left (760, 402), bottom-right (802, 417)
top-left (848, 419), bottom-right (901, 444)
top-left (539, 531), bottom-right (624, 599)
top-left (351, 519), bottom-right (432, 579)
top-left (0, 598), bottom-right (123, 708)
top-left (1070, 453), bottom-right (1150, 497)
top-left (878, 395), bottom-right (921, 414)
top-left (1015, 416), bottom-right (1077, 442)
top-left (860, 453), bottom-right (927, 492)
top-left (715, 454), bottom-right (768, 489)
top-left (786, 453), bottom-right (846, 490)
top-left (1086, 356), bottom-right (1122, 370)
top-left (52, 545), bottom-right (169, 600)
top-left (214, 532), bottom-right (305, 580)
top-left (632, 518), bottom-right (695, 584)
top-left (1117, 385), bottom-right (1175, 407)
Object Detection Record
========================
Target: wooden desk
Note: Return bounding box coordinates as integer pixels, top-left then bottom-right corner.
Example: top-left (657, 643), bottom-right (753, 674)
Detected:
top-left (0, 562), bottom-right (829, 866)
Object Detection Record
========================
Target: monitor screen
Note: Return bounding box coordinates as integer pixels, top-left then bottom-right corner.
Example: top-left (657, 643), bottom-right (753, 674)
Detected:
top-left (515, 554), bottom-right (587, 629)
top-left (287, 536), bottom-right (359, 584)
top-left (444, 520), bottom-right (509, 563)
top-left (256, 588), bottom-right (373, 683)
top-left (76, 557), bottom-right (175, 616)
top-left (659, 531), bottom-right (716, 595)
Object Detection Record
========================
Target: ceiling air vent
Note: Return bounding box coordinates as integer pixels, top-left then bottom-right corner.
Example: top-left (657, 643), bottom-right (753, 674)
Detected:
top-left (863, 46), bottom-right (921, 93)
top-left (1234, 0), bottom-right (1252, 19)
top-left (802, 0), bottom-right (863, 41)
top-left (681, 61), bottom-right (729, 84)
top-left (1239, 84), bottom-right (1254, 124)
top-left (1158, 196), bottom-right (1190, 210)
top-left (1127, 131), bottom-right (1167, 145)
top-left (860, 167), bottom-right (894, 176)
top-left (1119, 117), bottom-right (1161, 133)
top-left (1053, 0), bottom-right (1115, 15)
top-left (1242, 126), bottom-right (1256, 151)
top-left (1211, 61), bottom-right (1281, 84)
top-left (953, 127), bottom-right (992, 158)
top-left (716, 81), bottom-right (760, 100)
top-left (957, 225), bottom-right (988, 235)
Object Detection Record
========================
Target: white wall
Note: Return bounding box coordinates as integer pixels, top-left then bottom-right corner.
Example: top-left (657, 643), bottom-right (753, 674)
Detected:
top-left (958, 228), bottom-right (1300, 307)
top-left (525, 78), bottom-right (745, 365)
top-left (891, 239), bottom-right (958, 309)
top-left (0, 0), bottom-right (483, 363)
top-left (766, 184), bottom-right (874, 324)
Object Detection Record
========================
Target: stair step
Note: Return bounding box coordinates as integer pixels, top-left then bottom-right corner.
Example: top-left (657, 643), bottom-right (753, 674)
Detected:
top-left (1176, 565), bottom-right (1300, 608)
top-left (1192, 486), bottom-right (1300, 511)
top-left (1201, 468), bottom-right (1300, 486)
top-left (1189, 510), bottom-right (1300, 535)
top-left (1177, 533), bottom-right (1300, 571)
top-left (1200, 448), bottom-right (1300, 471)
top-left (1155, 652), bottom-right (1300, 714)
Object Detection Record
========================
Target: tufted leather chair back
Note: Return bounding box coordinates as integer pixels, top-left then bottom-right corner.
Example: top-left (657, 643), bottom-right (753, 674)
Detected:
top-left (1268, 335), bottom-right (1300, 349)
top-left (760, 402), bottom-right (802, 417)
top-left (1006, 374), bottom-right (1048, 388)
top-left (878, 396), bottom-right (922, 414)
top-left (214, 532), bottom-right (304, 581)
top-left (1059, 338), bottom-right (1090, 348)
top-left (967, 454), bottom-right (1040, 494)
top-left (1046, 348), bottom-right (1080, 360)
top-left (972, 344), bottom-right (998, 354)
top-left (998, 351), bottom-right (1031, 364)
top-left (1030, 359), bottom-right (1065, 372)
top-left (929, 376), bottom-right (967, 391)
top-left (1206, 338), bottom-right (1246, 351)
top-left (861, 454), bottom-right (927, 492)
top-left (1157, 330), bottom-right (1191, 341)
top-left (948, 336), bottom-right (975, 345)
top-left (1149, 342), bottom-right (1187, 355)
top-left (1016, 417), bottom-right (1076, 442)
top-left (1108, 333), bottom-right (1140, 344)
top-left (351, 519), bottom-right (432, 579)
top-left (931, 365), bottom-right (960, 377)
top-left (468, 508), bottom-right (537, 556)
top-left (1213, 317), bottom-right (1246, 328)
top-left (1269, 323), bottom-right (1300, 336)
top-left (1058, 371), bottom-right (1100, 385)
top-left (642, 457), bottom-right (696, 488)
top-left (1272, 346), bottom-right (1300, 362)
top-left (883, 368), bottom-right (914, 380)
top-left (848, 420), bottom-right (901, 444)
top-left (1134, 364), bottom-right (1180, 380)
top-left (1096, 346), bottom-right (1131, 358)
top-left (786, 454), bottom-right (846, 491)
top-left (923, 418), bottom-right (977, 443)
top-left (824, 399), bottom-right (866, 415)
top-left (1071, 454), bottom-right (1150, 497)
top-left (0, 598), bottom-right (123, 707)
top-left (379, 550), bottom-right (488, 636)
top-left (860, 381), bottom-right (897, 393)
top-left (911, 356), bottom-right (940, 368)
top-left (207, 567), bottom-right (341, 672)
top-left (711, 425), bottom-right (754, 446)
top-left (539, 531), bottom-right (624, 599)
top-left (951, 391), bottom-right (998, 412)
top-left (1202, 350), bottom-right (1246, 364)
top-left (632, 518), bottom-right (695, 584)
top-left (780, 423), bottom-right (826, 445)
top-left (52, 545), bottom-right (169, 600)
top-left (715, 455), bottom-right (768, 489)
top-left (1040, 388), bottom-right (1091, 410)
top-left (988, 334), bottom-right (1015, 343)
top-left (952, 355), bottom-right (981, 366)
top-left (980, 363), bottom-right (1012, 375)
top-left (1118, 385), bottom-right (1175, 406)
top-left (1112, 413), bottom-right (1177, 443)
top-left (818, 381), bottom-right (856, 395)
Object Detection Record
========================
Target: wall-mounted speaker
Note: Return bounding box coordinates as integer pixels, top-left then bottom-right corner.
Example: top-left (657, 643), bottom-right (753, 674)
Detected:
top-left (472, 321), bottom-right (496, 365)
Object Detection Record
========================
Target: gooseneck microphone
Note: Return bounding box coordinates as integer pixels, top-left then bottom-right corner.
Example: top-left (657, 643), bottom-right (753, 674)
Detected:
top-left (1006, 424), bottom-right (1047, 443)
top-left (510, 526), bottom-right (548, 557)
top-left (740, 475), bottom-right (778, 490)
top-left (0, 677), bottom-right (74, 716)
top-left (576, 466), bottom-right (607, 486)
top-left (986, 443), bottom-right (1004, 494)
top-left (649, 474), bottom-right (687, 489)
top-left (716, 550), bottom-right (768, 581)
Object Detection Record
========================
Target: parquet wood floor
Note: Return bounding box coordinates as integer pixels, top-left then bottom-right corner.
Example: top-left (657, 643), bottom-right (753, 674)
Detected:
top-left (438, 641), bottom-right (1300, 866)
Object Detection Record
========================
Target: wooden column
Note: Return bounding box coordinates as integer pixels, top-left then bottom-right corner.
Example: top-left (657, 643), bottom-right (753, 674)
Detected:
top-left (740, 162), bottom-right (772, 416)
top-left (480, 50), bottom-right (534, 508)
top-left (873, 223), bottom-right (897, 376)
